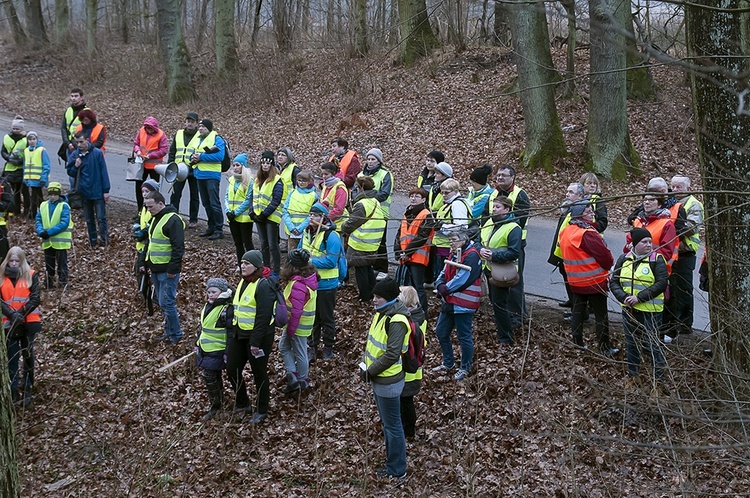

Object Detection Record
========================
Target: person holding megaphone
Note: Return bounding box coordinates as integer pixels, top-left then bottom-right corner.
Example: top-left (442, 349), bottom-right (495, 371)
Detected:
top-left (132, 117), bottom-right (168, 214)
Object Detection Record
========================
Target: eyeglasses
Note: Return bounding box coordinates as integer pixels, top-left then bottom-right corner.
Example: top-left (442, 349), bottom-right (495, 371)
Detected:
top-left (409, 194), bottom-right (424, 199)
top-left (497, 173), bottom-right (512, 178)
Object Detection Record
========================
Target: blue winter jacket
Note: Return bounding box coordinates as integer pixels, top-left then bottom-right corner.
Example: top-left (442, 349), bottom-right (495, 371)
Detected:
top-left (66, 145), bottom-right (110, 200)
top-left (301, 224), bottom-right (342, 291)
top-left (24, 139), bottom-right (51, 188)
top-left (35, 197), bottom-right (71, 236)
top-left (194, 135), bottom-right (225, 181)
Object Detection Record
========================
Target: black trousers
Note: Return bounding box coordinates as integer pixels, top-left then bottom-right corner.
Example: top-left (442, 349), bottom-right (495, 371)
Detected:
top-left (311, 288), bottom-right (337, 348)
top-left (354, 265), bottom-right (376, 302)
top-left (228, 220), bottom-right (255, 266)
top-left (406, 263), bottom-right (428, 313)
top-left (400, 394), bottom-right (416, 438)
top-left (571, 291), bottom-right (611, 350)
top-left (170, 170), bottom-right (199, 223)
top-left (44, 247), bottom-right (69, 286)
top-left (26, 187), bottom-right (43, 219)
top-left (662, 253), bottom-right (696, 338)
top-left (373, 229), bottom-right (389, 274)
top-left (226, 332), bottom-right (274, 414)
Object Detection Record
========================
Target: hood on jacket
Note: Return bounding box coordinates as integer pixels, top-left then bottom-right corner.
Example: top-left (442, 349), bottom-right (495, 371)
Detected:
top-left (143, 116), bottom-right (160, 131)
top-left (378, 299), bottom-right (411, 318)
top-left (295, 272), bottom-right (319, 291)
top-left (27, 138), bottom-right (44, 150)
top-left (354, 189), bottom-right (378, 203)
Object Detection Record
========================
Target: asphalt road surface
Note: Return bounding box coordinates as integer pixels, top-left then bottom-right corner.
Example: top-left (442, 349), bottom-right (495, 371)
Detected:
top-left (0, 114), bottom-right (710, 333)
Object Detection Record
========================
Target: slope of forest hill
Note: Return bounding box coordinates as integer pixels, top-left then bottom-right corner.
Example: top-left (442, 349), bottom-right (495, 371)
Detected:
top-left (0, 43), bottom-right (700, 223)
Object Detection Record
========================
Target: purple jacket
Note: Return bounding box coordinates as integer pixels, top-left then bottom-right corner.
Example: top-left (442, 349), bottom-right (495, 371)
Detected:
top-left (285, 273), bottom-right (318, 336)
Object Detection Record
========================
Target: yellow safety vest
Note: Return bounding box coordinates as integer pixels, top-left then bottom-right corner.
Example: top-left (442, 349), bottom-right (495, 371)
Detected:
top-left (3, 134), bottom-right (27, 171)
top-left (433, 197), bottom-right (472, 248)
top-left (23, 147), bottom-right (44, 182)
top-left (284, 188), bottom-right (317, 235)
top-left (618, 253), bottom-right (665, 312)
top-left (40, 201), bottom-right (73, 250)
top-left (283, 280), bottom-right (317, 337)
top-left (146, 212), bottom-right (183, 265)
top-left (358, 168), bottom-right (393, 218)
top-left (136, 207), bottom-right (152, 252)
top-left (252, 177), bottom-right (283, 224)
top-left (279, 162), bottom-right (296, 204)
top-left (227, 176), bottom-right (252, 223)
top-left (404, 319), bottom-right (427, 383)
top-left (364, 313), bottom-right (410, 378)
top-left (194, 131), bottom-right (221, 173)
top-left (233, 279), bottom-right (274, 330)
top-left (197, 305), bottom-right (227, 353)
top-left (489, 186), bottom-right (528, 240)
top-left (480, 218), bottom-right (520, 271)
top-left (348, 197), bottom-right (386, 252)
top-left (64, 106), bottom-right (90, 141)
top-left (174, 129), bottom-right (202, 165)
top-left (302, 230), bottom-right (338, 281)
top-left (553, 213), bottom-right (573, 259)
top-left (681, 195), bottom-right (703, 253)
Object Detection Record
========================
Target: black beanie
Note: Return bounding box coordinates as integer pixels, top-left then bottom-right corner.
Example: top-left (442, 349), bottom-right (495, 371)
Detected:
top-left (630, 228), bottom-right (652, 247)
top-left (199, 119), bottom-right (213, 131)
top-left (569, 201), bottom-right (590, 218)
top-left (288, 248), bottom-right (311, 268)
top-left (470, 164), bottom-right (493, 185)
top-left (428, 150), bottom-right (445, 164)
top-left (261, 150), bottom-right (275, 163)
top-left (372, 278), bottom-right (400, 302)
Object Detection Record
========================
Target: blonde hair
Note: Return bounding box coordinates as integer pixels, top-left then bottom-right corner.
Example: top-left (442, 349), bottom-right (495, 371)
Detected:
top-left (398, 286), bottom-right (420, 308)
top-left (441, 178), bottom-right (460, 193)
top-left (0, 246), bottom-right (32, 286)
top-left (238, 164), bottom-right (253, 189)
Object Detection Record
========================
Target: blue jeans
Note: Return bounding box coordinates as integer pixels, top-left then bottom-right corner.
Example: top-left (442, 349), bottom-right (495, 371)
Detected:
top-left (279, 333), bottom-right (309, 383)
top-left (83, 198), bottom-right (108, 247)
top-left (435, 310), bottom-right (474, 371)
top-left (372, 381), bottom-right (407, 476)
top-left (623, 309), bottom-right (665, 380)
top-left (153, 272), bottom-right (182, 341)
top-left (198, 178), bottom-right (223, 233)
top-left (6, 323), bottom-right (39, 395)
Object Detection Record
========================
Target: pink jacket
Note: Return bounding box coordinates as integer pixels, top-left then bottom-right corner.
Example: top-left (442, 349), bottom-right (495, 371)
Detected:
top-left (133, 116), bottom-right (168, 161)
top-left (285, 273), bottom-right (318, 336)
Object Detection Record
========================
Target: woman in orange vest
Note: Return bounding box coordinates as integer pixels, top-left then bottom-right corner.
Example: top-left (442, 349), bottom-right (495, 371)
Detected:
top-left (1, 246), bottom-right (41, 407)
top-left (74, 109), bottom-right (107, 151)
top-left (393, 187), bottom-right (435, 313)
top-left (132, 116), bottom-right (168, 212)
top-left (625, 189), bottom-right (678, 271)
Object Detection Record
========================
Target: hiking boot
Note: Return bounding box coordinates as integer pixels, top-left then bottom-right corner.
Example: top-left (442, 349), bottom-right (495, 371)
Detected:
top-left (202, 407), bottom-right (220, 420)
top-left (247, 412), bottom-right (267, 425)
top-left (208, 231), bottom-right (224, 240)
top-left (307, 346), bottom-right (317, 364)
top-left (22, 386), bottom-right (32, 407)
top-left (198, 230), bottom-right (213, 237)
top-left (187, 221), bottom-right (198, 229)
top-left (322, 346), bottom-right (334, 361)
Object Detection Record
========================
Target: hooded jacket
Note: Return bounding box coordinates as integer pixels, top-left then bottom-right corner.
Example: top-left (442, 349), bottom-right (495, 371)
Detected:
top-left (365, 299), bottom-right (411, 385)
top-left (23, 138), bottom-right (51, 188)
top-left (285, 272), bottom-right (319, 336)
top-left (66, 146), bottom-right (110, 200)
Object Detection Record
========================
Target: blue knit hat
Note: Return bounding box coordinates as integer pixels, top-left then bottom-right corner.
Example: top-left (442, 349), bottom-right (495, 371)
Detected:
top-left (233, 153), bottom-right (248, 167)
top-left (310, 202), bottom-right (329, 217)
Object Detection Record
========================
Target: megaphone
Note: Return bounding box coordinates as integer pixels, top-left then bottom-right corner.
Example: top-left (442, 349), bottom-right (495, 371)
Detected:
top-left (175, 162), bottom-right (190, 182)
top-left (155, 162), bottom-right (178, 183)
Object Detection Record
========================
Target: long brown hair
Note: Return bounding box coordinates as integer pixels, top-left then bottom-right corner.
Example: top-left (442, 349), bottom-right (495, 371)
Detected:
top-left (257, 161), bottom-right (279, 185)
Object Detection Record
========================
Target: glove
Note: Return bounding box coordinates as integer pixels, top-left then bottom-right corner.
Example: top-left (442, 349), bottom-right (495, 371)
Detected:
top-left (226, 211), bottom-right (236, 222)
top-left (250, 212), bottom-right (259, 222)
top-left (437, 284), bottom-right (449, 298)
top-left (256, 213), bottom-right (268, 223)
top-left (39, 231), bottom-right (50, 239)
top-left (360, 368), bottom-right (371, 383)
top-left (10, 312), bottom-right (23, 326)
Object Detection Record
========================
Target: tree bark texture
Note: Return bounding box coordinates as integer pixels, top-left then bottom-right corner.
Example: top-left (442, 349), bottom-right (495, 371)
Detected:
top-left (397, 0), bottom-right (438, 66)
top-left (54, 0), bottom-right (70, 43)
top-left (251, 0), bottom-right (263, 49)
top-left (560, 0), bottom-right (576, 98)
top-left (86, 0), bottom-right (98, 57)
top-left (585, 0), bottom-right (640, 179)
top-left (272, 0), bottom-right (293, 52)
top-left (4, 0), bottom-right (28, 44)
top-left (506, 1), bottom-right (567, 172)
top-left (0, 330), bottom-right (20, 498)
top-left (23, 0), bottom-right (49, 44)
top-left (216, 0), bottom-right (240, 71)
top-left (687, 0), bottom-right (750, 385)
top-left (624, 12), bottom-right (656, 100)
top-left (353, 0), bottom-right (369, 56)
top-left (493, 0), bottom-right (510, 46)
top-left (156, 0), bottom-right (197, 103)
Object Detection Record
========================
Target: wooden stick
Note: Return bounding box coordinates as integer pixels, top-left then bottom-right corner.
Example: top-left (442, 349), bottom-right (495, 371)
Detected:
top-left (157, 351), bottom-right (196, 372)
top-left (445, 259), bottom-right (472, 271)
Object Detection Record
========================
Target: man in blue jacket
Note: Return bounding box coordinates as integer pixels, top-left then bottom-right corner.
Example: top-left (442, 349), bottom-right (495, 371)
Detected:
top-left (66, 131), bottom-right (110, 248)
top-left (190, 119), bottom-right (225, 240)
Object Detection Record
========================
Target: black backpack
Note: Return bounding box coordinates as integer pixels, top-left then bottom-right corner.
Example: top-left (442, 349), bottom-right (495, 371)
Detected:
top-left (220, 137), bottom-right (231, 172)
top-left (385, 315), bottom-right (425, 374)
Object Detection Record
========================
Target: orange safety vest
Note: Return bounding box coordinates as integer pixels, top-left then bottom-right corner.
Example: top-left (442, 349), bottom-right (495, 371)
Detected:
top-left (633, 217), bottom-right (678, 273)
top-left (329, 150), bottom-right (358, 178)
top-left (399, 208), bottom-right (432, 267)
top-left (1, 270), bottom-right (41, 327)
top-left (75, 123), bottom-right (107, 152)
top-left (559, 224), bottom-right (609, 288)
top-left (443, 246), bottom-right (482, 310)
top-left (136, 127), bottom-right (166, 170)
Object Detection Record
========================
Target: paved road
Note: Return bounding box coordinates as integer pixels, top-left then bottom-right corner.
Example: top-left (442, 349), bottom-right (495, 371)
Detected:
top-left (1, 114), bottom-right (710, 332)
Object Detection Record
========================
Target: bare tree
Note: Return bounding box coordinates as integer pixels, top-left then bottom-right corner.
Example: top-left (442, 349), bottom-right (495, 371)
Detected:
top-left (3, 0), bottom-right (28, 45)
top-left (0, 331), bottom-right (19, 498)
top-left (54, 0), bottom-right (70, 43)
top-left (272, 0), bottom-right (293, 52)
top-left (156, 0), bottom-right (197, 103)
top-left (444, 0), bottom-right (466, 51)
top-left (397, 0), bottom-right (438, 66)
top-left (560, 0), bottom-right (576, 98)
top-left (353, 0), bottom-right (368, 56)
top-left (216, 0), bottom-right (240, 71)
top-left (86, 0), bottom-right (98, 57)
top-left (23, 0), bottom-right (48, 44)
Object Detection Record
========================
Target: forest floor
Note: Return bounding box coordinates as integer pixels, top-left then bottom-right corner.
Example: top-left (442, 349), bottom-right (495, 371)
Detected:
top-left (1, 43), bottom-right (743, 496)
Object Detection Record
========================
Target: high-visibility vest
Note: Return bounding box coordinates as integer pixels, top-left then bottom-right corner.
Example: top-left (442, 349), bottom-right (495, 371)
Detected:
top-left (321, 180), bottom-right (349, 231)
top-left (348, 197), bottom-right (386, 252)
top-left (359, 168), bottom-right (393, 218)
top-left (681, 195), bottom-right (703, 253)
top-left (194, 131), bottom-right (220, 173)
top-left (197, 304), bottom-right (227, 353)
top-left (174, 129), bottom-right (202, 164)
top-left (428, 186), bottom-right (444, 214)
top-left (302, 230), bottom-right (338, 281)
top-left (480, 218), bottom-right (520, 271)
top-left (553, 213), bottom-right (573, 259)
top-left (443, 246), bottom-right (482, 309)
top-left (252, 177), bottom-right (283, 224)
top-left (146, 212), bottom-right (183, 265)
top-left (64, 106), bottom-right (90, 141)
top-left (329, 150), bottom-right (358, 178)
top-left (135, 206), bottom-right (152, 252)
top-left (40, 201), bottom-right (73, 250)
top-left (364, 313), bottom-right (410, 378)
top-left (433, 197), bottom-right (472, 248)
top-left (75, 123), bottom-right (106, 152)
top-left (489, 185), bottom-right (528, 240)
top-left (633, 217), bottom-right (678, 272)
top-left (278, 162), bottom-right (296, 204)
top-left (1, 270), bottom-right (41, 327)
top-left (559, 224), bottom-right (609, 288)
top-left (23, 147), bottom-right (44, 182)
top-left (284, 188), bottom-right (316, 235)
top-left (227, 176), bottom-right (252, 223)
top-left (404, 319), bottom-right (427, 382)
top-left (399, 208), bottom-right (432, 266)
top-left (136, 127), bottom-right (166, 170)
top-left (233, 279), bottom-right (274, 330)
top-left (618, 253), bottom-right (665, 312)
top-left (284, 280), bottom-right (316, 337)
top-left (3, 134), bottom-right (27, 171)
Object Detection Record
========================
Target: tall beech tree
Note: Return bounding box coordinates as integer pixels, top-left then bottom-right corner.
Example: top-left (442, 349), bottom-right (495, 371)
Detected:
top-left (156, 0), bottom-right (197, 103)
top-left (397, 0), bottom-right (438, 66)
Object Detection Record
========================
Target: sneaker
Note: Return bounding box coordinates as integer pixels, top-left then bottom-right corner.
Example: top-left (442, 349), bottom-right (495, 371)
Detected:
top-left (559, 300), bottom-right (572, 308)
top-left (247, 412), bottom-right (267, 425)
top-left (322, 346), bottom-right (334, 361)
top-left (430, 364), bottom-right (455, 373)
top-left (168, 335), bottom-right (184, 345)
top-left (376, 272), bottom-right (388, 281)
top-left (375, 467), bottom-right (407, 480)
top-left (307, 346), bottom-right (317, 364)
top-left (563, 310), bottom-right (572, 318)
top-left (208, 231), bottom-right (224, 240)
top-left (198, 230), bottom-right (213, 238)
top-left (187, 221), bottom-right (198, 229)
top-left (154, 333), bottom-right (170, 342)
top-left (202, 407), bottom-right (219, 420)
top-left (663, 335), bottom-right (673, 344)
top-left (453, 369), bottom-right (469, 381)
top-left (601, 347), bottom-right (620, 357)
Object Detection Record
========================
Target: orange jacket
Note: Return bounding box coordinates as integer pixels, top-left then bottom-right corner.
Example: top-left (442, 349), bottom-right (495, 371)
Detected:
top-left (1, 271), bottom-right (41, 327)
top-left (398, 208), bottom-right (432, 266)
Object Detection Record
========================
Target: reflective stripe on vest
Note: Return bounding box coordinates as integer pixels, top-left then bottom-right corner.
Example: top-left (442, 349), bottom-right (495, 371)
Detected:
top-left (633, 217), bottom-right (678, 273)
top-left (1, 270), bottom-right (41, 326)
top-left (480, 218), bottom-right (520, 271)
top-left (302, 230), bottom-right (338, 281)
top-left (233, 279), bottom-right (261, 329)
top-left (349, 197), bottom-right (386, 252)
top-left (553, 213), bottom-right (573, 259)
top-left (252, 177), bottom-right (283, 224)
top-left (3, 134), bottom-right (27, 171)
top-left (399, 208), bottom-right (432, 266)
top-left (227, 176), bottom-right (252, 223)
top-left (174, 129), bottom-right (202, 165)
top-left (137, 128), bottom-right (166, 170)
top-left (433, 197), bottom-right (472, 248)
top-left (619, 253), bottom-right (665, 312)
top-left (285, 189), bottom-right (317, 234)
top-left (359, 168), bottom-right (393, 218)
top-left (65, 106), bottom-right (90, 140)
top-left (681, 196), bottom-right (702, 253)
top-left (284, 280), bottom-right (317, 337)
top-left (197, 305), bottom-right (227, 353)
top-left (41, 201), bottom-right (73, 250)
top-left (443, 246), bottom-right (482, 309)
top-left (279, 162), bottom-right (296, 204)
top-left (490, 186), bottom-right (527, 240)
top-left (404, 319), bottom-right (427, 382)
top-left (559, 224), bottom-right (609, 287)
top-left (195, 131), bottom-right (220, 173)
top-left (364, 313), bottom-right (409, 378)
top-left (23, 147), bottom-right (44, 182)
top-left (146, 212), bottom-right (183, 264)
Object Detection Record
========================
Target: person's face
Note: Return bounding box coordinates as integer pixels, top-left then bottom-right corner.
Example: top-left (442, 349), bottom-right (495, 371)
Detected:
top-left (566, 184), bottom-right (583, 203)
top-left (426, 157), bottom-right (437, 170)
top-left (372, 295), bottom-right (387, 308)
top-left (70, 92), bottom-right (83, 105)
top-left (493, 201), bottom-right (510, 217)
top-left (331, 143), bottom-right (344, 156)
top-left (581, 205), bottom-right (594, 223)
top-left (240, 260), bottom-right (257, 276)
top-left (297, 177), bottom-right (312, 189)
top-left (198, 124), bottom-right (209, 136)
top-left (81, 117), bottom-right (92, 126)
top-left (309, 212), bottom-right (323, 226)
top-left (261, 161), bottom-right (273, 172)
top-left (145, 199), bottom-right (161, 216)
top-left (7, 255), bottom-right (20, 268)
top-left (441, 188), bottom-right (456, 199)
top-left (634, 237), bottom-right (653, 256)
top-left (643, 195), bottom-right (660, 212)
top-left (141, 186), bottom-right (152, 197)
top-left (277, 151), bottom-right (288, 165)
top-left (48, 193), bottom-right (60, 202)
top-left (145, 125), bottom-right (157, 135)
top-left (185, 118), bottom-right (198, 131)
top-left (11, 126), bottom-right (22, 134)
top-left (366, 155), bottom-right (380, 168)
top-left (671, 179), bottom-right (688, 194)
top-left (584, 179), bottom-right (598, 194)
top-left (27, 135), bottom-right (37, 147)
top-left (75, 137), bottom-right (89, 151)
top-left (497, 169), bottom-right (514, 190)
top-left (434, 171), bottom-right (447, 182)
top-left (449, 236), bottom-right (464, 251)
top-left (206, 287), bottom-right (221, 303)
top-left (320, 169), bottom-right (333, 181)
top-left (409, 193), bottom-right (425, 206)
top-left (232, 162), bottom-right (244, 174)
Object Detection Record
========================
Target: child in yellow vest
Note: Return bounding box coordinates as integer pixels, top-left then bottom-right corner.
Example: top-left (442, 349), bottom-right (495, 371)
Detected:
top-left (35, 182), bottom-right (71, 289)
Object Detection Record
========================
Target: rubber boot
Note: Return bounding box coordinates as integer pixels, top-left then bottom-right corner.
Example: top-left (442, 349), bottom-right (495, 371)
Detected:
top-left (202, 370), bottom-right (223, 420)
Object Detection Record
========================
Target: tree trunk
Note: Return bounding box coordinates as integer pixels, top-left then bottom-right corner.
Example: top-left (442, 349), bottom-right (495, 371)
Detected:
top-left (397, 0), bottom-right (438, 66)
top-left (118, 0), bottom-right (129, 43)
top-left (155, 0), bottom-right (197, 103)
top-left (86, 0), bottom-right (98, 57)
top-left (584, 0), bottom-right (640, 179)
top-left (54, 0), bottom-right (70, 43)
top-left (250, 0), bottom-right (263, 50)
top-left (560, 0), bottom-right (576, 99)
top-left (492, 0), bottom-right (510, 46)
top-left (445, 0), bottom-right (465, 50)
top-left (3, 0), bottom-right (28, 45)
top-left (216, 0), bottom-right (240, 72)
top-left (23, 0), bottom-right (49, 44)
top-left (506, 1), bottom-right (567, 172)
top-left (687, 0), bottom-right (750, 392)
top-left (0, 330), bottom-right (19, 498)
top-left (272, 0), bottom-right (293, 52)
top-left (353, 0), bottom-right (368, 56)
top-left (625, 11), bottom-right (656, 100)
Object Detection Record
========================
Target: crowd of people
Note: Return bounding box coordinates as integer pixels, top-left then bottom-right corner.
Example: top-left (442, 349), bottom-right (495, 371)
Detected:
top-left (1, 89), bottom-right (707, 479)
